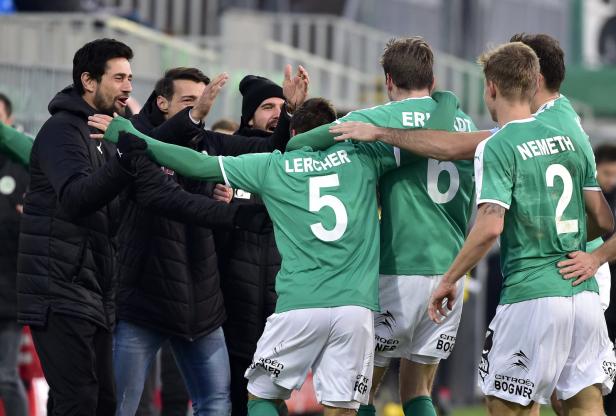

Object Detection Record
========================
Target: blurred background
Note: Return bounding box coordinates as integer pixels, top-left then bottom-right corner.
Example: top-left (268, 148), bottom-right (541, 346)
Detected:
top-left (0, 1), bottom-right (614, 415)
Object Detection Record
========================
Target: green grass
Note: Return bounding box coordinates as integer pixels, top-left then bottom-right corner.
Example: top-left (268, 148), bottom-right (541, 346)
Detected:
top-left (452, 405), bottom-right (557, 416)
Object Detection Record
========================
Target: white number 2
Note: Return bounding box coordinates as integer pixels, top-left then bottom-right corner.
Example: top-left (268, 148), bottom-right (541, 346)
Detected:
top-left (546, 164), bottom-right (579, 234)
top-left (309, 174), bottom-right (348, 242)
top-left (427, 159), bottom-right (460, 204)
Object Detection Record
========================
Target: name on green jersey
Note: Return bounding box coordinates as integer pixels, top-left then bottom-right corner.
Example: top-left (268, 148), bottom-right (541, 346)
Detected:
top-left (284, 149), bottom-right (352, 174)
top-left (516, 136), bottom-right (575, 161)
top-left (401, 111), bottom-right (430, 127)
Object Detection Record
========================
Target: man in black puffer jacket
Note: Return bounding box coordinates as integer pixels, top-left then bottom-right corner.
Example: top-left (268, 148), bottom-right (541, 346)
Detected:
top-left (107, 66), bottom-right (307, 416)
top-left (17, 39), bottom-right (138, 416)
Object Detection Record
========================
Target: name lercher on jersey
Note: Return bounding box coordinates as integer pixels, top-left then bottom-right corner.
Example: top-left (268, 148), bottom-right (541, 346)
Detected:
top-left (516, 135), bottom-right (575, 161)
top-left (284, 149), bottom-right (352, 173)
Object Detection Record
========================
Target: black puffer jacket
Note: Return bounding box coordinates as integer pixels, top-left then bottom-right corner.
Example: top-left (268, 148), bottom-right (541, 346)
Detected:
top-left (18, 86), bottom-right (133, 329)
top-left (0, 153), bottom-right (29, 322)
top-left (218, 125), bottom-right (282, 359)
top-left (116, 94), bottom-right (243, 339)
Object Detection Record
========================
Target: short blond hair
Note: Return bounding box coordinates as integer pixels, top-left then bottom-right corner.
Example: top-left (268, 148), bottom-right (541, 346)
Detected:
top-left (478, 42), bottom-right (540, 102)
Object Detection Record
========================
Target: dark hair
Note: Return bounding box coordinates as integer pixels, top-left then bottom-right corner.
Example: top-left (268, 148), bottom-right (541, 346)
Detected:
top-left (380, 37), bottom-right (434, 91)
top-left (211, 118), bottom-right (239, 132)
top-left (509, 33), bottom-right (565, 92)
top-left (72, 38), bottom-right (133, 95)
top-left (595, 144), bottom-right (616, 165)
top-left (0, 93), bottom-right (12, 117)
top-left (290, 98), bottom-right (337, 134)
top-left (154, 67), bottom-right (210, 100)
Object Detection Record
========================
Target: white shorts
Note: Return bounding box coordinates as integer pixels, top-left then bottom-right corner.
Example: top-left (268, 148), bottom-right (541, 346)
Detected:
top-left (478, 291), bottom-right (616, 406)
top-left (373, 275), bottom-right (465, 367)
top-left (245, 305), bottom-right (374, 410)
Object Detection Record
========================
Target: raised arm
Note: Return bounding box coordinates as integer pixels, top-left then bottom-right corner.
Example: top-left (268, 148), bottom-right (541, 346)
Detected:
top-left (105, 117), bottom-right (224, 182)
top-left (0, 122), bottom-right (33, 167)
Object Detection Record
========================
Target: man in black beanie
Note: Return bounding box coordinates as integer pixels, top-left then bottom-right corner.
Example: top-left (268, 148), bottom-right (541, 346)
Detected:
top-left (215, 65), bottom-right (308, 416)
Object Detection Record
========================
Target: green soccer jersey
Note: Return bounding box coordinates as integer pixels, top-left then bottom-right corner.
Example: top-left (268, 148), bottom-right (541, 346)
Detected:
top-left (475, 117), bottom-right (600, 304)
top-left (219, 141), bottom-right (399, 313)
top-left (339, 98), bottom-right (477, 275)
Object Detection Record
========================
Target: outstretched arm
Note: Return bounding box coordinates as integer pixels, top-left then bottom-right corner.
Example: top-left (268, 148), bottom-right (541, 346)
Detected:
top-left (329, 123), bottom-right (490, 161)
top-left (0, 123), bottom-right (33, 167)
top-left (104, 117), bottom-right (224, 182)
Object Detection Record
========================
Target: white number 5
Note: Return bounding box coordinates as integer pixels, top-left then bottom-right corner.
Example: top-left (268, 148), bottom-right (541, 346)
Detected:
top-left (309, 174), bottom-right (348, 242)
top-left (546, 164), bottom-right (579, 234)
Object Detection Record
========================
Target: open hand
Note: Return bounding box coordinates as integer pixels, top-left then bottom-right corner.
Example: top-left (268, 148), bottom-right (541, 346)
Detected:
top-left (191, 73), bottom-right (229, 121)
top-left (282, 64), bottom-right (309, 113)
top-left (558, 251), bottom-right (601, 286)
top-left (329, 121), bottom-right (381, 142)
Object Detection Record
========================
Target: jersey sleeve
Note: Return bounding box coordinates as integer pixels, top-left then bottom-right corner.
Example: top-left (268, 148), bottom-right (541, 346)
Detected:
top-left (219, 152), bottom-right (274, 195)
top-left (580, 140), bottom-right (601, 191)
top-left (356, 142), bottom-right (399, 177)
top-left (474, 136), bottom-right (513, 209)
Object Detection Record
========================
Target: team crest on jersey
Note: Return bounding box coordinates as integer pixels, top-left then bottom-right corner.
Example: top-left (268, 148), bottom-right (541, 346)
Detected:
top-left (479, 329), bottom-right (494, 381)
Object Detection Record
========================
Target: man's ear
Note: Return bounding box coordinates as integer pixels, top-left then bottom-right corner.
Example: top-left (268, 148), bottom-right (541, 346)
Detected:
top-left (385, 73), bottom-right (394, 93)
top-left (156, 95), bottom-right (169, 114)
top-left (488, 80), bottom-right (497, 100)
top-left (290, 128), bottom-right (296, 137)
top-left (80, 72), bottom-right (97, 94)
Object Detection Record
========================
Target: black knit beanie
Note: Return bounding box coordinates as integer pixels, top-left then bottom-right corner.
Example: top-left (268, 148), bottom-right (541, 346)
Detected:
top-left (239, 75), bottom-right (284, 128)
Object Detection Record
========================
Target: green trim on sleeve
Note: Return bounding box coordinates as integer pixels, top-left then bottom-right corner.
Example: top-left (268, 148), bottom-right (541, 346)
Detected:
top-left (104, 117), bottom-right (224, 182)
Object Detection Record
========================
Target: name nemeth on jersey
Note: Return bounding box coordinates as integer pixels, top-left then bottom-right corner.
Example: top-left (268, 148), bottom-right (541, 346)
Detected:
top-left (516, 135), bottom-right (576, 161)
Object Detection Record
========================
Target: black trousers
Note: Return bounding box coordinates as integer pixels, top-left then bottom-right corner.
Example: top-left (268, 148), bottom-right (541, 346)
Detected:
top-left (229, 354), bottom-right (251, 416)
top-left (31, 312), bottom-right (115, 416)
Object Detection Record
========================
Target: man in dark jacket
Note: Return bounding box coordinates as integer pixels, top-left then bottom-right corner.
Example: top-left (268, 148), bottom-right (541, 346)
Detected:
top-left (216, 72), bottom-right (308, 416)
top-left (17, 38), bottom-right (140, 416)
top-left (108, 66), bottom-right (307, 416)
top-left (17, 40), bottom-right (262, 416)
top-left (0, 93), bottom-right (29, 416)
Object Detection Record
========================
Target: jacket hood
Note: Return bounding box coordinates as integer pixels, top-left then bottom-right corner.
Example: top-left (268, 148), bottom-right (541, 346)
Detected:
top-left (134, 90), bottom-right (166, 129)
top-left (48, 85), bottom-right (96, 119)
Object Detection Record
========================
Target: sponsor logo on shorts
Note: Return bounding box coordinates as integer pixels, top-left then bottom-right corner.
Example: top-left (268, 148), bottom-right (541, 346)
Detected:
top-left (249, 357), bottom-right (285, 378)
top-left (354, 374), bottom-right (370, 395)
top-left (375, 310), bottom-right (397, 335)
top-left (493, 374), bottom-right (534, 399)
top-left (508, 350), bottom-right (530, 373)
top-left (602, 360), bottom-right (616, 383)
top-left (375, 335), bottom-right (399, 352)
top-left (479, 329), bottom-right (494, 381)
top-left (272, 341), bottom-right (285, 356)
top-left (436, 334), bottom-right (456, 353)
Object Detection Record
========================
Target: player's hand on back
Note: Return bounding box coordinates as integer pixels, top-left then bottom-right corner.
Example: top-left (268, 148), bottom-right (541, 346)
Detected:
top-left (428, 280), bottom-right (457, 324)
top-left (558, 251), bottom-right (601, 286)
top-left (330, 121), bottom-right (380, 142)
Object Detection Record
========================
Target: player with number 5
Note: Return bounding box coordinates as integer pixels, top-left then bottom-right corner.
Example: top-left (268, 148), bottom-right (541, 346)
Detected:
top-left (101, 92), bottom-right (459, 416)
